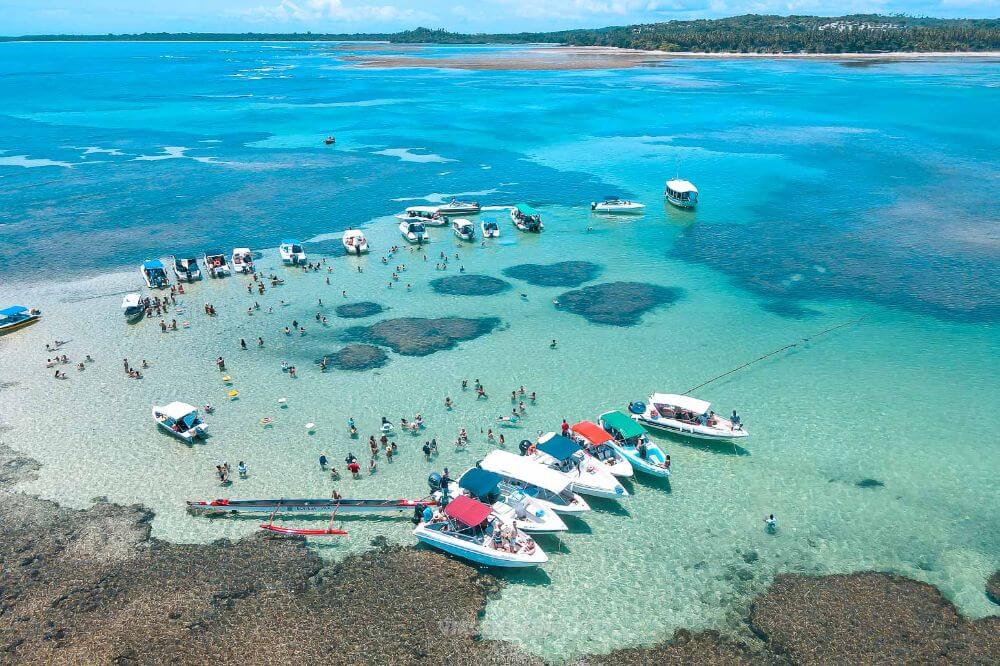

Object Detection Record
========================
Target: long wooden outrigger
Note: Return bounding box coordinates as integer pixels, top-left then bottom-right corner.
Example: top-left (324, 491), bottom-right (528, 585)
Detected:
top-left (186, 497), bottom-right (435, 516)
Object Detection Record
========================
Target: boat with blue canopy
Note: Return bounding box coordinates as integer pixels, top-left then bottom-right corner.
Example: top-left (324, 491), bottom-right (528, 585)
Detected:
top-left (524, 434), bottom-right (628, 500)
top-left (0, 305), bottom-right (42, 335)
top-left (510, 204), bottom-right (543, 232)
top-left (140, 260), bottom-right (169, 289)
top-left (598, 411), bottom-right (671, 478)
top-left (435, 467), bottom-right (567, 534)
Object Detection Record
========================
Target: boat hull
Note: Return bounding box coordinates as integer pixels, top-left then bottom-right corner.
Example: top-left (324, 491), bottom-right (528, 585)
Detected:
top-left (342, 240), bottom-right (369, 255)
top-left (666, 195), bottom-right (696, 209)
top-left (636, 414), bottom-right (747, 441)
top-left (609, 442), bottom-right (670, 478)
top-left (592, 204), bottom-right (645, 214)
top-left (413, 527), bottom-right (547, 568)
top-left (0, 316), bottom-right (41, 335)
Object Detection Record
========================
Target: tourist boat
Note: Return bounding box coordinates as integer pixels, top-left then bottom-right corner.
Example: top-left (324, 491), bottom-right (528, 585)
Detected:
top-left (204, 252), bottom-right (231, 278)
top-left (436, 198), bottom-right (481, 216)
top-left (121, 293), bottom-right (145, 323)
top-left (396, 206), bottom-right (447, 226)
top-left (511, 204), bottom-right (543, 232)
top-left (526, 434), bottom-right (629, 499)
top-left (481, 219), bottom-right (501, 238)
top-left (0, 305), bottom-right (41, 335)
top-left (152, 402), bottom-right (208, 443)
top-left (173, 256), bottom-right (202, 282)
top-left (231, 248), bottom-right (254, 274)
top-left (342, 229), bottom-right (370, 255)
top-left (186, 497), bottom-right (436, 516)
top-left (413, 495), bottom-right (548, 568)
top-left (478, 451), bottom-right (590, 516)
top-left (598, 411), bottom-right (671, 478)
top-left (435, 468), bottom-right (567, 535)
top-left (324, 136), bottom-right (336, 145)
top-left (399, 220), bottom-right (429, 244)
top-left (279, 239), bottom-right (306, 265)
top-left (569, 421), bottom-right (634, 478)
top-left (591, 197), bottom-right (646, 214)
top-left (451, 218), bottom-right (476, 242)
top-left (665, 179), bottom-right (698, 208)
top-left (140, 259), bottom-right (169, 289)
top-left (630, 393), bottom-right (747, 441)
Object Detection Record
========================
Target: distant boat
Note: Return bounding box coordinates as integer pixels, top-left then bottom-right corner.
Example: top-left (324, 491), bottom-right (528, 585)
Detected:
top-left (0, 305), bottom-right (41, 335)
top-left (511, 204), bottom-right (543, 232)
top-left (481, 218), bottom-right (501, 238)
top-left (140, 260), bottom-right (170, 289)
top-left (591, 197), bottom-right (645, 214)
top-left (399, 220), bottom-right (429, 244)
top-left (231, 247), bottom-right (254, 274)
top-left (173, 257), bottom-right (201, 282)
top-left (324, 136), bottom-right (336, 145)
top-left (451, 218), bottom-right (476, 242)
top-left (342, 229), bottom-right (370, 255)
top-left (121, 293), bottom-right (145, 323)
top-left (396, 206), bottom-right (447, 226)
top-left (630, 393), bottom-right (747, 441)
top-left (203, 252), bottom-right (231, 278)
top-left (665, 179), bottom-right (698, 208)
top-left (279, 239), bottom-right (306, 265)
top-left (436, 198), bottom-right (481, 216)
top-left (152, 402), bottom-right (208, 443)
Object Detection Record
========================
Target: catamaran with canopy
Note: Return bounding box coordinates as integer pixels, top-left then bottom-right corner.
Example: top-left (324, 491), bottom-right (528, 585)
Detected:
top-left (478, 450), bottom-right (590, 516)
top-left (528, 434), bottom-right (629, 500)
top-left (511, 204), bottom-right (543, 232)
top-left (598, 411), bottom-right (671, 478)
top-left (438, 467), bottom-right (567, 534)
top-left (632, 393), bottom-right (747, 441)
top-left (665, 179), bottom-right (699, 208)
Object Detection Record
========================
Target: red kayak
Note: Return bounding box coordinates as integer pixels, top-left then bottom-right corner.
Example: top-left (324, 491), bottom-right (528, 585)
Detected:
top-left (259, 523), bottom-right (347, 537)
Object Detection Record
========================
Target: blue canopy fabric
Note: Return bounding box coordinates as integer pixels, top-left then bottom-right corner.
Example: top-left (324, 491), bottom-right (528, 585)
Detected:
top-left (537, 435), bottom-right (583, 462)
top-left (0, 306), bottom-right (28, 316)
top-left (142, 259), bottom-right (164, 269)
top-left (459, 468), bottom-right (501, 498)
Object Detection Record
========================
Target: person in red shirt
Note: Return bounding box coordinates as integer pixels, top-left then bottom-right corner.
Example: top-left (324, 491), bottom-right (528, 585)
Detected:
top-left (561, 419), bottom-right (569, 436)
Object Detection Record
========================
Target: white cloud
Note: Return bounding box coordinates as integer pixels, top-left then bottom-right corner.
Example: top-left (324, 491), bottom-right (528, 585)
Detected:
top-left (240, 0), bottom-right (426, 23)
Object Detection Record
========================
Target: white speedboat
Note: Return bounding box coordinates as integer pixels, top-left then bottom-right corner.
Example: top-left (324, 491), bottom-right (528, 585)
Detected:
top-left (413, 495), bottom-right (547, 568)
top-left (598, 411), bottom-right (671, 478)
top-left (436, 198), bottom-right (481, 216)
top-left (231, 248), bottom-right (254, 274)
top-left (152, 402), bottom-right (208, 443)
top-left (481, 219), bottom-right (501, 238)
top-left (451, 218), bottom-right (476, 242)
top-left (121, 293), bottom-right (145, 323)
top-left (511, 204), bottom-right (543, 232)
top-left (399, 220), bottom-right (429, 244)
top-left (203, 252), bottom-right (231, 278)
top-left (436, 468), bottom-right (567, 535)
top-left (631, 393), bottom-right (747, 441)
top-left (478, 450), bottom-right (590, 516)
top-left (526, 434), bottom-right (628, 500)
top-left (396, 206), bottom-right (447, 226)
top-left (342, 229), bottom-right (369, 255)
top-left (173, 256), bottom-right (201, 282)
top-left (665, 179), bottom-right (698, 208)
top-left (591, 197), bottom-right (646, 214)
top-left (140, 260), bottom-right (169, 289)
top-left (279, 239), bottom-right (306, 265)
top-left (569, 421), bottom-right (633, 478)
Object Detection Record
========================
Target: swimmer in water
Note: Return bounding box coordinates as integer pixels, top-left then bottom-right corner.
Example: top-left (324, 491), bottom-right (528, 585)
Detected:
top-left (764, 514), bottom-right (777, 533)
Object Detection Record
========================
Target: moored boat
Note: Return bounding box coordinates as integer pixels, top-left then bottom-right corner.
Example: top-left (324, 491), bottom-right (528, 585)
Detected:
top-left (591, 197), bottom-right (646, 214)
top-left (478, 450), bottom-right (590, 516)
top-left (399, 220), bottom-right (429, 244)
top-left (121, 293), bottom-right (145, 323)
top-left (413, 495), bottom-right (548, 568)
top-left (186, 497), bottom-right (435, 516)
top-left (569, 421), bottom-right (634, 478)
top-left (436, 198), bottom-right (481, 216)
top-left (511, 204), bottom-right (543, 232)
top-left (451, 218), bottom-right (476, 242)
top-left (0, 305), bottom-right (41, 335)
top-left (435, 468), bottom-right (567, 535)
top-left (342, 229), bottom-right (370, 255)
top-left (665, 179), bottom-right (698, 208)
top-left (396, 206), bottom-right (447, 226)
top-left (231, 248), bottom-right (254, 273)
top-left (630, 393), bottom-right (747, 441)
top-left (598, 411), bottom-right (671, 478)
top-left (204, 252), bottom-right (231, 278)
top-left (173, 256), bottom-right (202, 282)
top-left (279, 239), bottom-right (306, 265)
top-left (481, 218), bottom-right (501, 238)
top-left (152, 402), bottom-right (208, 443)
top-left (525, 434), bottom-right (628, 500)
top-left (140, 260), bottom-right (170, 289)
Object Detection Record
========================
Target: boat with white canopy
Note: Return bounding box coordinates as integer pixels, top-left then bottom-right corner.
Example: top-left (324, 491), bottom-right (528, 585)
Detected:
top-left (396, 206), bottom-right (447, 226)
top-left (341, 229), bottom-right (370, 255)
top-left (478, 450), bottom-right (590, 516)
top-left (279, 239), bottom-right (306, 265)
top-left (598, 411), bottom-right (671, 478)
top-left (526, 434), bottom-right (629, 500)
top-left (569, 421), bottom-right (633, 478)
top-left (413, 495), bottom-right (548, 568)
top-left (665, 179), bottom-right (698, 208)
top-left (435, 468), bottom-right (567, 535)
top-left (152, 402), bottom-right (208, 443)
top-left (173, 256), bottom-right (201, 282)
top-left (231, 248), bottom-right (254, 274)
top-left (631, 393), bottom-right (747, 441)
top-left (591, 197), bottom-right (645, 214)
top-left (121, 293), bottom-right (145, 323)
top-left (451, 218), bottom-right (476, 242)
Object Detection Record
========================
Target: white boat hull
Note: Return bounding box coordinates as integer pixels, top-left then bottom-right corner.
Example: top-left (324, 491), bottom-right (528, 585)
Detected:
top-left (666, 195), bottom-right (696, 209)
top-left (342, 238), bottom-right (369, 255)
top-left (636, 413), bottom-right (748, 441)
top-left (592, 203), bottom-right (645, 214)
top-left (413, 525), bottom-right (547, 568)
top-left (609, 442), bottom-right (670, 478)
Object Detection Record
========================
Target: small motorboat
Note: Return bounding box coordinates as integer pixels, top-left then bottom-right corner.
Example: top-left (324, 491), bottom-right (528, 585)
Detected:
top-left (396, 206), bottom-right (447, 226)
top-left (324, 136), bottom-right (336, 145)
top-left (478, 450), bottom-right (590, 516)
top-left (481, 219), bottom-right (501, 238)
top-left (591, 197), bottom-right (645, 214)
top-left (524, 434), bottom-right (628, 500)
top-left (0, 305), bottom-right (41, 335)
top-left (436, 198), bottom-right (481, 216)
top-left (204, 252), bottom-right (231, 278)
top-left (434, 468), bottom-right (567, 535)
top-left (451, 218), bottom-right (476, 242)
top-left (399, 220), bottom-right (429, 244)
top-left (665, 179), bottom-right (698, 208)
top-left (279, 239), bottom-right (306, 265)
top-left (631, 393), bottom-right (747, 442)
top-left (342, 229), bottom-right (369, 255)
top-left (569, 421), bottom-right (634, 478)
top-left (140, 259), bottom-right (169, 289)
top-left (152, 402), bottom-right (208, 443)
top-left (121, 293), bottom-right (145, 323)
top-left (413, 495), bottom-right (548, 568)
top-left (231, 248), bottom-right (254, 274)
top-left (598, 411), bottom-right (670, 478)
top-left (511, 204), bottom-right (543, 232)
top-left (186, 497), bottom-right (436, 516)
top-left (173, 257), bottom-right (202, 282)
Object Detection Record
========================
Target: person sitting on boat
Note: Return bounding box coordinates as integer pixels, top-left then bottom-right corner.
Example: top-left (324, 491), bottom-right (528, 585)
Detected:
top-left (731, 410), bottom-right (742, 430)
top-left (637, 440), bottom-right (648, 460)
top-left (664, 454), bottom-right (671, 470)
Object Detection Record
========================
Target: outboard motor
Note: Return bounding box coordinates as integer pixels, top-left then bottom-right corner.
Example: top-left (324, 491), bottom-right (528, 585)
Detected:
top-left (518, 440), bottom-right (533, 456)
top-left (427, 472), bottom-right (442, 493)
top-left (629, 401), bottom-right (646, 415)
top-left (412, 502), bottom-right (426, 525)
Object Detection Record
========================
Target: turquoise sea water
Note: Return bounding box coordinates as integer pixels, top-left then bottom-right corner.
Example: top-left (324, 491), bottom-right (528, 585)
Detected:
top-left (0, 43), bottom-right (998, 661)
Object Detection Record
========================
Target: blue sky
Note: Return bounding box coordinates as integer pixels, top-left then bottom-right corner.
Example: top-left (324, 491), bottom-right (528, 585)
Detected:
top-left (3, 0), bottom-right (997, 35)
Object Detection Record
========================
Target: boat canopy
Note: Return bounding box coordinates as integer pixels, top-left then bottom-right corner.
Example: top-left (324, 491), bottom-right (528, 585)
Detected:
top-left (600, 411), bottom-right (646, 439)
top-left (459, 468), bottom-right (502, 498)
top-left (233, 247), bottom-right (251, 254)
top-left (537, 435), bottom-right (583, 462)
top-left (0, 306), bottom-right (28, 317)
top-left (281, 239), bottom-right (300, 245)
top-left (651, 393), bottom-right (711, 415)
top-left (159, 401), bottom-right (197, 421)
top-left (343, 230), bottom-right (365, 238)
top-left (121, 294), bottom-right (141, 309)
top-left (514, 204), bottom-right (538, 216)
top-left (571, 421), bottom-right (614, 445)
top-left (480, 451), bottom-right (572, 495)
top-left (142, 259), bottom-right (164, 270)
top-left (444, 495), bottom-right (492, 527)
top-left (666, 179), bottom-right (698, 194)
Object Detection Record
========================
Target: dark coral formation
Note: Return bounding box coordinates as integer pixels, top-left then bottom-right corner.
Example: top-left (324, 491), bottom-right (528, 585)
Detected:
top-left (759, 299), bottom-right (821, 319)
top-left (317, 344), bottom-right (389, 371)
top-left (574, 629), bottom-right (767, 665)
top-left (334, 301), bottom-right (385, 319)
top-left (554, 281), bottom-right (682, 326)
top-left (430, 274), bottom-right (512, 296)
top-left (503, 261), bottom-right (602, 288)
top-left (988, 571), bottom-right (1000, 606)
top-left (342, 317), bottom-right (501, 356)
top-left (856, 478), bottom-right (885, 489)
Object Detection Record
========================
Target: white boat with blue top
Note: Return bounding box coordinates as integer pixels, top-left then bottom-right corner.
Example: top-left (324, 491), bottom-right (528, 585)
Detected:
top-left (451, 218), bottom-right (476, 242)
top-left (598, 411), bottom-right (671, 478)
top-left (0, 305), bottom-right (42, 335)
top-left (478, 450), bottom-right (590, 516)
top-left (279, 239), bottom-right (306, 265)
top-left (140, 259), bottom-right (169, 289)
top-left (527, 434), bottom-right (628, 500)
top-left (436, 468), bottom-right (567, 535)
top-left (665, 179), bottom-right (698, 208)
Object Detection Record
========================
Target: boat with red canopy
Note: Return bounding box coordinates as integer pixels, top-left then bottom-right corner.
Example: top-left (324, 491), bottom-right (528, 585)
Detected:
top-left (569, 421), bottom-right (633, 478)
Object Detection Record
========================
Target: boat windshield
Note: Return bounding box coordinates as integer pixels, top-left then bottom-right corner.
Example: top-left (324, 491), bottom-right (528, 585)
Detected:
top-left (409, 224), bottom-right (425, 233)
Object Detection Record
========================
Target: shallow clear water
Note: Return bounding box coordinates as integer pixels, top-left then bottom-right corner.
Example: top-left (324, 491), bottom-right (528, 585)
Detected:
top-left (0, 43), bottom-right (997, 662)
